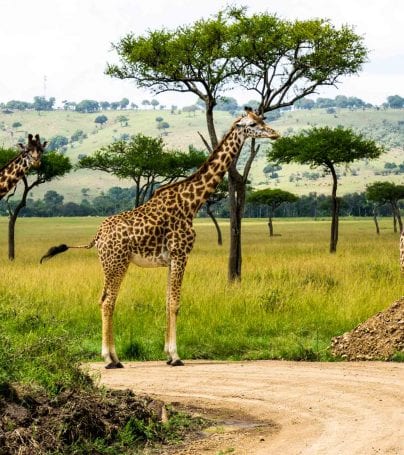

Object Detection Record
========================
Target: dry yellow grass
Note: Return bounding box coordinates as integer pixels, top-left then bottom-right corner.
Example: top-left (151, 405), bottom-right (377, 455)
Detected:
top-left (0, 216), bottom-right (402, 361)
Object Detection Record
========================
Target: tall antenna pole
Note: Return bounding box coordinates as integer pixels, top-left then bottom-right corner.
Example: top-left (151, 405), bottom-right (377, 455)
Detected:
top-left (43, 75), bottom-right (47, 98)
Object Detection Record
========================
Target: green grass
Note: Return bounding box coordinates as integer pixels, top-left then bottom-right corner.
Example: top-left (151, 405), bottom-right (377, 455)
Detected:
top-left (0, 216), bottom-right (401, 382)
top-left (1, 108), bottom-right (403, 201)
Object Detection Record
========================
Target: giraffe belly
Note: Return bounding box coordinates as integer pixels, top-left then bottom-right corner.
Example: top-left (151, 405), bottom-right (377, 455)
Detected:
top-left (130, 251), bottom-right (170, 268)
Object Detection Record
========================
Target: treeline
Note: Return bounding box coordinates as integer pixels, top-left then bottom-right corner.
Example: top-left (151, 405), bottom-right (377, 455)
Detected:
top-left (295, 94), bottom-right (404, 110)
top-left (0, 187), bottom-right (399, 219)
top-left (2, 94), bottom-right (404, 114)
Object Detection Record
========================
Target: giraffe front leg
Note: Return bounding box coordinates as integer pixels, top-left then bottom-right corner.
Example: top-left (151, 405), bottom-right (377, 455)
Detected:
top-left (164, 259), bottom-right (186, 366)
top-left (101, 298), bottom-right (123, 369)
top-left (99, 264), bottom-right (128, 369)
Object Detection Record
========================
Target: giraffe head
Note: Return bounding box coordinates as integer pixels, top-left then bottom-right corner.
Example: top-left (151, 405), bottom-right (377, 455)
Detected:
top-left (18, 134), bottom-right (47, 168)
top-left (234, 107), bottom-right (280, 140)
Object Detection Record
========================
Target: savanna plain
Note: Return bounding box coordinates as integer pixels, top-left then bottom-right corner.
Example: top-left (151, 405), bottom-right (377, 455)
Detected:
top-left (0, 216), bottom-right (402, 390)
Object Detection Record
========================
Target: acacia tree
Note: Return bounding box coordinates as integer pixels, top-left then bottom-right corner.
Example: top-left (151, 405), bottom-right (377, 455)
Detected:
top-left (366, 181), bottom-right (404, 233)
top-left (248, 188), bottom-right (298, 236)
top-left (268, 127), bottom-right (383, 252)
top-left (78, 135), bottom-right (205, 207)
top-left (106, 6), bottom-right (367, 280)
top-left (0, 149), bottom-right (72, 260)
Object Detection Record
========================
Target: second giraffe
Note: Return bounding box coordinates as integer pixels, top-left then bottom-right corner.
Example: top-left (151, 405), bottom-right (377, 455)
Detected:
top-left (40, 108), bottom-right (280, 368)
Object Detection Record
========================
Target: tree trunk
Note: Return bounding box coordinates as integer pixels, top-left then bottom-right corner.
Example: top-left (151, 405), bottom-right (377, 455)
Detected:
top-left (6, 177), bottom-right (32, 260)
top-left (393, 209), bottom-right (397, 233)
top-left (393, 202), bottom-right (403, 232)
top-left (8, 214), bottom-right (17, 260)
top-left (268, 214), bottom-right (274, 237)
top-left (372, 205), bottom-right (380, 235)
top-left (205, 104), bottom-right (218, 149)
top-left (329, 164), bottom-right (339, 253)
top-left (228, 164), bottom-right (245, 282)
top-left (206, 203), bottom-right (222, 246)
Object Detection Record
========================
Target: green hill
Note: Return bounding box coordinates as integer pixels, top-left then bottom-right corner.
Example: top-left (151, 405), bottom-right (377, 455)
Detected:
top-left (0, 107), bottom-right (403, 202)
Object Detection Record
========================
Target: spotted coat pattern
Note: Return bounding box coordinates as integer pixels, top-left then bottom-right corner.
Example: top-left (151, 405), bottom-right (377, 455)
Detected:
top-left (0, 134), bottom-right (47, 200)
top-left (47, 111), bottom-right (279, 368)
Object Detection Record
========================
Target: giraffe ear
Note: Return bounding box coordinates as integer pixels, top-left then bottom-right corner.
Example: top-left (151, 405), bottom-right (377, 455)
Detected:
top-left (42, 141), bottom-right (48, 149)
top-left (35, 134), bottom-right (41, 142)
top-left (28, 134), bottom-right (33, 144)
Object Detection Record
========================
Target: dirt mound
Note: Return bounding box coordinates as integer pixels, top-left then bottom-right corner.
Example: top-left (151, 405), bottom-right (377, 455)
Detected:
top-left (0, 384), bottom-right (192, 454)
top-left (331, 297), bottom-right (404, 360)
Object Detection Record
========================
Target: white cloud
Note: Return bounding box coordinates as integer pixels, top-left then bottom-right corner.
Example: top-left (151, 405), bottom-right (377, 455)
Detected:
top-left (0, 0), bottom-right (402, 106)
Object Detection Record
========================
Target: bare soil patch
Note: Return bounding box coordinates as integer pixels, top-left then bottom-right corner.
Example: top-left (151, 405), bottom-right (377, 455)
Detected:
top-left (90, 360), bottom-right (404, 454)
top-left (0, 384), bottom-right (200, 454)
top-left (331, 297), bottom-right (404, 360)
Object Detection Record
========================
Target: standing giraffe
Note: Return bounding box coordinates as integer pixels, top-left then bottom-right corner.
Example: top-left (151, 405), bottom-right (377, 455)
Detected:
top-left (0, 134), bottom-right (47, 200)
top-left (400, 230), bottom-right (404, 272)
top-left (40, 108), bottom-right (280, 368)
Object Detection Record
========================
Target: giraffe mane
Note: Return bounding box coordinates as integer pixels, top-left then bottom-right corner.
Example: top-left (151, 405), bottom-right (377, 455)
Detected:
top-left (153, 124), bottom-right (238, 197)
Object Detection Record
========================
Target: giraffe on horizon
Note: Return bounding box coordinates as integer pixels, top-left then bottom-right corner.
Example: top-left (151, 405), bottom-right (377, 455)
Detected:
top-left (0, 134), bottom-right (47, 200)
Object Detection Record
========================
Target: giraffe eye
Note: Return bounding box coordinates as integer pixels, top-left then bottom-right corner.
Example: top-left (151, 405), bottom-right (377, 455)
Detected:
top-left (249, 122), bottom-right (257, 127)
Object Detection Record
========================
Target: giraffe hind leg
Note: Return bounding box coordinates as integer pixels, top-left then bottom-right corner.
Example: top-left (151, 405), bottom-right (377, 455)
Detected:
top-left (99, 262), bottom-right (129, 369)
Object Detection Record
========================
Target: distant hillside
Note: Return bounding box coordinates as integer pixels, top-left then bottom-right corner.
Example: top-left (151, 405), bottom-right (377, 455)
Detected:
top-left (0, 107), bottom-right (403, 202)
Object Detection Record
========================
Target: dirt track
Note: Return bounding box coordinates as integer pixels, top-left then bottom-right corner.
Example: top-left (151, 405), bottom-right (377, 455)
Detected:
top-left (89, 360), bottom-right (404, 454)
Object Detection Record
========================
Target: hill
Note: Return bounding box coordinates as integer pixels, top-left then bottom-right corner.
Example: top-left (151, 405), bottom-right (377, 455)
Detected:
top-left (0, 107), bottom-right (403, 202)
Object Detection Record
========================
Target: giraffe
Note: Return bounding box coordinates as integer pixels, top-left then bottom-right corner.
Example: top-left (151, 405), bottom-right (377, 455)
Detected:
top-left (40, 108), bottom-right (280, 368)
top-left (0, 134), bottom-right (47, 200)
top-left (400, 230), bottom-right (404, 273)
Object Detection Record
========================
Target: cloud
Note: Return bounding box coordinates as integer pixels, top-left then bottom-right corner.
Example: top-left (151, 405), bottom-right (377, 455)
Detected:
top-left (0, 0), bottom-right (402, 105)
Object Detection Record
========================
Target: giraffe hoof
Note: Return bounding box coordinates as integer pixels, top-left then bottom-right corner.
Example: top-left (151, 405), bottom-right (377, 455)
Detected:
top-left (105, 362), bottom-right (124, 369)
top-left (170, 359), bottom-right (184, 367)
top-left (166, 359), bottom-right (172, 365)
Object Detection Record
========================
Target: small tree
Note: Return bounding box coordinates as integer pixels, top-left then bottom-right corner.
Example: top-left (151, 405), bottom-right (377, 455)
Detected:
top-left (248, 188), bottom-right (298, 236)
top-left (116, 115), bottom-right (129, 127)
top-left (75, 99), bottom-right (99, 113)
top-left (268, 127), bottom-right (383, 252)
top-left (95, 115), bottom-right (108, 127)
top-left (48, 135), bottom-right (69, 151)
top-left (151, 99), bottom-right (159, 110)
top-left (366, 181), bottom-right (404, 233)
top-left (159, 121), bottom-right (170, 136)
top-left (119, 97), bottom-right (130, 109)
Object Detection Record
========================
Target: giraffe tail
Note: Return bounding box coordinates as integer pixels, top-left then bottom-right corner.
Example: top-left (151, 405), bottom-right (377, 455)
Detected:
top-left (40, 240), bottom-right (95, 264)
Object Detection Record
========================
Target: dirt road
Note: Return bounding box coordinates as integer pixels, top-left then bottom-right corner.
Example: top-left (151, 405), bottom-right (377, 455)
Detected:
top-left (89, 360), bottom-right (404, 455)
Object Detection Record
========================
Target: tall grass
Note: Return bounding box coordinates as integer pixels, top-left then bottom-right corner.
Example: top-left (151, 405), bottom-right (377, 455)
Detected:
top-left (0, 216), bottom-right (402, 377)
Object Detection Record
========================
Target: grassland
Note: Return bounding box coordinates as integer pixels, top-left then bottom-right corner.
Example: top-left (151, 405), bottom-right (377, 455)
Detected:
top-left (0, 107), bottom-right (403, 202)
top-left (0, 216), bottom-right (401, 383)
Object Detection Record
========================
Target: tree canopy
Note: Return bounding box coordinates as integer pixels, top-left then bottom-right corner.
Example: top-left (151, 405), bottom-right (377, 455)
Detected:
top-left (106, 4), bottom-right (368, 280)
top-left (248, 188), bottom-right (298, 236)
top-left (268, 126), bottom-right (383, 168)
top-left (366, 181), bottom-right (404, 232)
top-left (77, 135), bottom-right (206, 207)
top-left (268, 126), bottom-right (384, 251)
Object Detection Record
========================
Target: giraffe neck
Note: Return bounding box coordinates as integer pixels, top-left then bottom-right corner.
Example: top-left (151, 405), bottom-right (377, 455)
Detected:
top-left (174, 127), bottom-right (246, 213)
top-left (0, 153), bottom-right (32, 199)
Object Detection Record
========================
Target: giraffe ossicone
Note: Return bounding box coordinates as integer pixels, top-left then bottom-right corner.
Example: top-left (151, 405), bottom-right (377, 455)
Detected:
top-left (40, 109), bottom-right (280, 368)
top-left (0, 134), bottom-right (47, 200)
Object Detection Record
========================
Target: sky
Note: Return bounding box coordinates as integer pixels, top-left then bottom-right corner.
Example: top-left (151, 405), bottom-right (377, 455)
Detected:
top-left (0, 0), bottom-right (403, 107)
